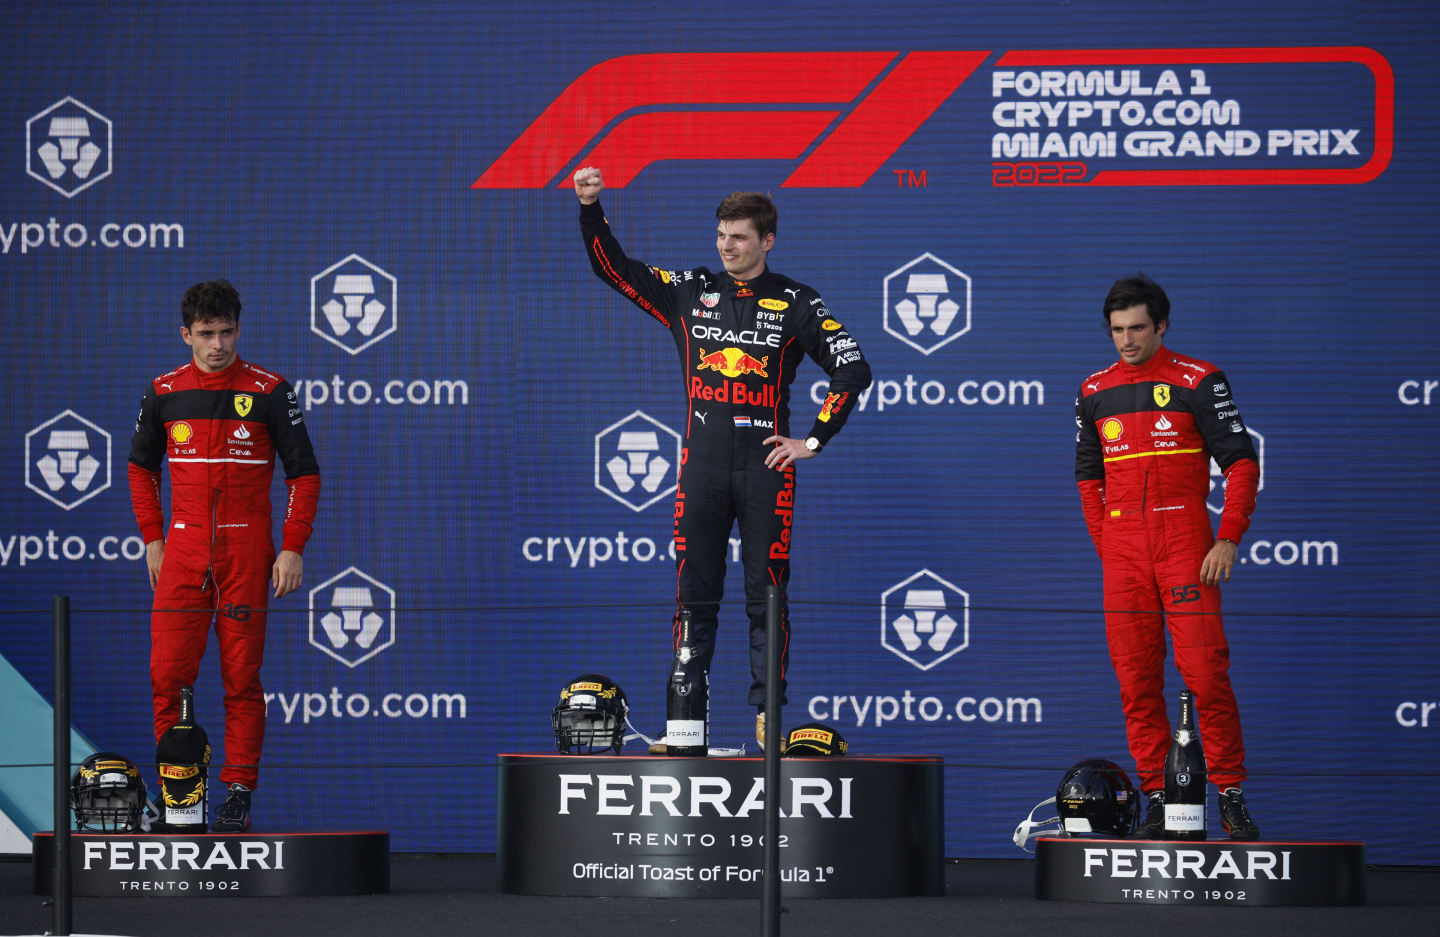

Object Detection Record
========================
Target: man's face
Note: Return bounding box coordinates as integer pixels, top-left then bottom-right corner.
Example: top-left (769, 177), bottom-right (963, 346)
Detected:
top-left (715, 217), bottom-right (773, 281)
top-left (1108, 303), bottom-right (1166, 366)
top-left (182, 317), bottom-right (239, 372)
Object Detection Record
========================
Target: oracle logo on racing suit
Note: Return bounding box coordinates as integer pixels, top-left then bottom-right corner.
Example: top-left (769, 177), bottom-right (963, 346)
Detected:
top-left (690, 324), bottom-right (782, 349)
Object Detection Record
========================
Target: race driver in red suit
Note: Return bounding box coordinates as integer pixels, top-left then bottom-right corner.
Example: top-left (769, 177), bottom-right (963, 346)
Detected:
top-left (1075, 275), bottom-right (1260, 840)
top-left (574, 167), bottom-right (871, 751)
top-left (129, 280), bottom-right (320, 832)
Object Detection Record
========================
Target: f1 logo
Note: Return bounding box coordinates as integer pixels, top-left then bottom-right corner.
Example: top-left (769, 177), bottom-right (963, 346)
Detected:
top-left (473, 51), bottom-right (988, 189)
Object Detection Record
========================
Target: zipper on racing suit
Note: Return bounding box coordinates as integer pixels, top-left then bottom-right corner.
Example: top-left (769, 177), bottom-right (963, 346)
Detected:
top-left (1138, 381), bottom-right (1150, 513)
top-left (199, 487), bottom-right (219, 603)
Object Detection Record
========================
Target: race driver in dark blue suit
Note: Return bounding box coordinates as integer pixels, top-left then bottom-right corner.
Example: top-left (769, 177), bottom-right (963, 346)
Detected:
top-left (575, 166), bottom-right (871, 749)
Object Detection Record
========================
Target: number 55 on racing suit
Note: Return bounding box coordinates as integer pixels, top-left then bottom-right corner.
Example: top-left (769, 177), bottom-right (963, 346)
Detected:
top-left (1075, 348), bottom-right (1257, 792)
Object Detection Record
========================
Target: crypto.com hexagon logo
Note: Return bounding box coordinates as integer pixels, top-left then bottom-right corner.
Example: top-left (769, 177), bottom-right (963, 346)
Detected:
top-left (308, 567), bottom-right (396, 668)
top-left (1209, 425), bottom-right (1265, 515)
top-left (27, 97), bottom-right (112, 198)
top-left (883, 253), bottom-right (972, 355)
top-left (310, 255), bottom-right (398, 355)
top-left (25, 410), bottom-right (112, 510)
top-left (594, 411), bottom-right (680, 512)
top-left (881, 569), bottom-right (969, 671)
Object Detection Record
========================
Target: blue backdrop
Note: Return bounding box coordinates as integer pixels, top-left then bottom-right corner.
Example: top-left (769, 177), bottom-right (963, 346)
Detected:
top-left (1, 1), bottom-right (1436, 862)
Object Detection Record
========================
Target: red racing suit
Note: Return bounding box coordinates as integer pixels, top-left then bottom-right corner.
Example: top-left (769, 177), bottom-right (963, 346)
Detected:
top-left (1075, 346), bottom-right (1258, 791)
top-left (129, 357), bottom-right (320, 788)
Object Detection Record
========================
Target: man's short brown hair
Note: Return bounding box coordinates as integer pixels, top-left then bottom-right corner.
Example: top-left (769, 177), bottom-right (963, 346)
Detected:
top-left (181, 279), bottom-right (241, 328)
top-left (716, 191), bottom-right (777, 240)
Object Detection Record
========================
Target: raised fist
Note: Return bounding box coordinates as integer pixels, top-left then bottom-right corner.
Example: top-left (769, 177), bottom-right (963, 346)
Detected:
top-left (574, 166), bottom-right (603, 204)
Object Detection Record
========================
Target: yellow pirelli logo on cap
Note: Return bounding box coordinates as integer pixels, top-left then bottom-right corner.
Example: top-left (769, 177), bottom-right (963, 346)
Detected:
top-left (159, 764), bottom-right (199, 780)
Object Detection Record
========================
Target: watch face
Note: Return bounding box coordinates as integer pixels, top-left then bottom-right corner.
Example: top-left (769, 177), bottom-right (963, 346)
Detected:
top-left (805, 437), bottom-right (820, 451)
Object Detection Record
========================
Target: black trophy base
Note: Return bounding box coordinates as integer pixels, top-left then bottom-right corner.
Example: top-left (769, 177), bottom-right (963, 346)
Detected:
top-left (498, 753), bottom-right (944, 898)
top-left (1035, 837), bottom-right (1366, 906)
top-left (33, 831), bottom-right (389, 897)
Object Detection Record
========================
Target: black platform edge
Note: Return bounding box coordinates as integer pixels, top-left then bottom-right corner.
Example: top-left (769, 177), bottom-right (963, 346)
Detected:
top-left (33, 830), bottom-right (390, 897)
top-left (498, 753), bottom-right (943, 897)
top-left (1036, 837), bottom-right (1366, 906)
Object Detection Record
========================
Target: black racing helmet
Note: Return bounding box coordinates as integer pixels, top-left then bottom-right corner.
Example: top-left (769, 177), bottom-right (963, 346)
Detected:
top-left (71, 751), bottom-right (148, 832)
top-left (1055, 757), bottom-right (1139, 837)
top-left (552, 674), bottom-right (629, 754)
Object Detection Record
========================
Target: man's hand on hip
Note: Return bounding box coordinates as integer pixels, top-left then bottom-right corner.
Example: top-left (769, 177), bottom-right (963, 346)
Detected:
top-left (273, 550), bottom-right (303, 599)
top-left (145, 539), bottom-right (165, 590)
top-left (763, 436), bottom-right (815, 471)
top-left (1199, 539), bottom-right (1238, 586)
top-left (574, 166), bottom-right (603, 204)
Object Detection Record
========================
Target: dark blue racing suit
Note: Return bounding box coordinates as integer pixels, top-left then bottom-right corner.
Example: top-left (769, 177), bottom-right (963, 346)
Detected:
top-left (581, 199), bottom-right (871, 704)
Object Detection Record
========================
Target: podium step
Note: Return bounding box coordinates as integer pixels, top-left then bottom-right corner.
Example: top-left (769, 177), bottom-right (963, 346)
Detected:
top-left (33, 831), bottom-right (390, 897)
top-left (1035, 837), bottom-right (1366, 906)
top-left (498, 752), bottom-right (944, 898)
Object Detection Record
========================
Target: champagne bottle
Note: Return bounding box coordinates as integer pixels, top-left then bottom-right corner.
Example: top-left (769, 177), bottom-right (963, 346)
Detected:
top-left (1163, 688), bottom-right (1207, 840)
top-left (665, 611), bottom-right (708, 756)
top-left (156, 685), bottom-right (211, 832)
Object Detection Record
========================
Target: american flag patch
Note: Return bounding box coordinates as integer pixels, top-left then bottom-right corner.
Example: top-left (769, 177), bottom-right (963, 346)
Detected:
top-left (733, 416), bottom-right (752, 427)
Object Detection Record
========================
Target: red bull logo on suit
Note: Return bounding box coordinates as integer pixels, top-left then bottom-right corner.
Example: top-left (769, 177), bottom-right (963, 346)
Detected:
top-left (695, 347), bottom-right (769, 378)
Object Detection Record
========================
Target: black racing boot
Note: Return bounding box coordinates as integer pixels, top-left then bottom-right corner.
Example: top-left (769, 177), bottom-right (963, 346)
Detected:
top-left (1134, 790), bottom-right (1166, 838)
top-left (213, 783), bottom-right (252, 833)
top-left (1218, 787), bottom-right (1260, 841)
